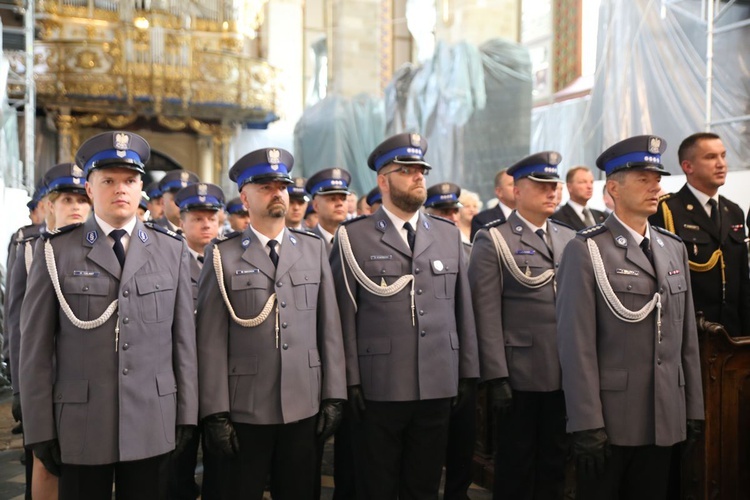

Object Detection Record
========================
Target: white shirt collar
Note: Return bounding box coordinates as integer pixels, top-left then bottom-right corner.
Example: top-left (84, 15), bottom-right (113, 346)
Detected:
top-left (567, 199), bottom-right (587, 217)
top-left (497, 201), bottom-right (513, 219)
top-left (188, 246), bottom-right (202, 262)
top-left (686, 183), bottom-right (719, 216)
top-left (250, 225), bottom-right (285, 252)
top-left (612, 212), bottom-right (651, 245)
top-left (316, 224), bottom-right (335, 243)
top-left (381, 205), bottom-right (420, 247)
top-left (95, 214), bottom-right (137, 237)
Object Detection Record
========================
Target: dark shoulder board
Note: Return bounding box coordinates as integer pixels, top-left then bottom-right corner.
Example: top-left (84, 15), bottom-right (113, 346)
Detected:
top-left (426, 213), bottom-right (456, 226)
top-left (19, 232), bottom-right (41, 244)
top-left (341, 214), bottom-right (369, 226)
top-left (658, 192), bottom-right (674, 203)
top-left (482, 218), bottom-right (506, 229)
top-left (652, 225), bottom-right (682, 242)
top-left (578, 224), bottom-right (607, 238)
top-left (289, 227), bottom-right (321, 239)
top-left (143, 221), bottom-right (183, 240)
top-left (212, 231), bottom-right (241, 244)
top-left (549, 218), bottom-right (574, 231)
top-left (42, 223), bottom-right (83, 240)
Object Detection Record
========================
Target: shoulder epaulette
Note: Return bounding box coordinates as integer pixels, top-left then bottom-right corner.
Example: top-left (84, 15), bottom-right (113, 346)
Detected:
top-left (143, 221), bottom-right (183, 240)
top-left (289, 227), bottom-right (321, 239)
top-left (42, 223), bottom-right (82, 240)
top-left (482, 218), bottom-right (506, 229)
top-left (658, 192), bottom-right (674, 203)
top-left (211, 231), bottom-right (241, 244)
top-left (13, 224), bottom-right (38, 243)
top-left (549, 218), bottom-right (574, 231)
top-left (342, 214), bottom-right (369, 226)
top-left (652, 225), bottom-right (682, 242)
top-left (19, 232), bottom-right (41, 244)
top-left (578, 224), bottom-right (607, 238)
top-left (426, 213), bottom-right (456, 226)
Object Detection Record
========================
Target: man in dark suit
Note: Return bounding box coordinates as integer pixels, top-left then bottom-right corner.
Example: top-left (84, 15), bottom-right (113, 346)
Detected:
top-left (306, 168), bottom-right (352, 254)
top-left (557, 135), bottom-right (704, 500)
top-left (330, 132), bottom-right (479, 499)
top-left (470, 151), bottom-right (575, 500)
top-left (650, 132), bottom-right (750, 337)
top-left (19, 131), bottom-right (198, 500)
top-left (197, 148), bottom-right (347, 499)
top-left (552, 166), bottom-right (607, 230)
top-left (470, 168), bottom-right (516, 240)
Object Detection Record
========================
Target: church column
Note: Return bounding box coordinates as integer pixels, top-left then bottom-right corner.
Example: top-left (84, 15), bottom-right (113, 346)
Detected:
top-left (197, 134), bottom-right (214, 183)
top-left (55, 112), bottom-right (75, 163)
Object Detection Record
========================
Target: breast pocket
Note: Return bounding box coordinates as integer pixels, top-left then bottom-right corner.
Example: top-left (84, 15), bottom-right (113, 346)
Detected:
top-left (431, 258), bottom-right (458, 299)
top-left (63, 275), bottom-right (111, 321)
top-left (135, 272), bottom-right (175, 324)
top-left (666, 273), bottom-right (687, 320)
top-left (608, 274), bottom-right (654, 311)
top-left (680, 227), bottom-right (712, 258)
top-left (363, 261), bottom-right (405, 301)
top-left (230, 273), bottom-right (269, 316)
top-left (290, 270), bottom-right (321, 311)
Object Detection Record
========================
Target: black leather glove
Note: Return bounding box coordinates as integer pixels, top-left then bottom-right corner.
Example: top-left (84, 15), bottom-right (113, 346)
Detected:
top-left (452, 378), bottom-right (476, 410)
top-left (174, 424), bottom-right (196, 456)
top-left (347, 385), bottom-right (367, 422)
top-left (487, 378), bottom-right (513, 417)
top-left (316, 399), bottom-right (344, 442)
top-left (33, 439), bottom-right (61, 477)
top-left (12, 393), bottom-right (22, 422)
top-left (202, 413), bottom-right (239, 459)
top-left (573, 428), bottom-right (611, 478)
top-left (683, 419), bottom-right (704, 458)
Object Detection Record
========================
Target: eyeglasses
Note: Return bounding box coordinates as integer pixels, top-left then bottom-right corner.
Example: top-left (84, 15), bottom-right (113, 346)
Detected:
top-left (381, 165), bottom-right (430, 177)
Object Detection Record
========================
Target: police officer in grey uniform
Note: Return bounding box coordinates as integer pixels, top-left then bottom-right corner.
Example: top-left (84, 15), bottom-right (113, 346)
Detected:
top-left (154, 169), bottom-right (200, 233)
top-left (286, 177), bottom-right (310, 231)
top-left (306, 168), bottom-right (352, 254)
top-left (329, 132), bottom-right (479, 500)
top-left (197, 147), bottom-right (347, 500)
top-left (19, 131), bottom-right (199, 500)
top-left (470, 152), bottom-right (575, 500)
top-left (556, 136), bottom-right (704, 500)
top-left (145, 180), bottom-right (164, 221)
top-left (365, 186), bottom-right (382, 213)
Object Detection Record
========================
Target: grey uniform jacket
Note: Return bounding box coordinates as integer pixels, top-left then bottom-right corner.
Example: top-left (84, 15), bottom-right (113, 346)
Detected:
top-left (190, 253), bottom-right (201, 305)
top-left (19, 217), bottom-right (198, 465)
top-left (469, 212), bottom-right (575, 391)
top-left (329, 208), bottom-right (480, 402)
top-left (556, 216), bottom-right (704, 447)
top-left (311, 225), bottom-right (334, 255)
top-left (3, 224), bottom-right (40, 363)
top-left (196, 227), bottom-right (346, 425)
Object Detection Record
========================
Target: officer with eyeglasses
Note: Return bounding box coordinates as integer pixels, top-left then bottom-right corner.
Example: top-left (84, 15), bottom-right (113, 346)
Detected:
top-left (329, 132), bottom-right (479, 499)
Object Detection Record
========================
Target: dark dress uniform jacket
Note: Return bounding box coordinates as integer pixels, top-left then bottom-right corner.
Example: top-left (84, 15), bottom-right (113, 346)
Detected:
top-left (470, 205), bottom-right (506, 241)
top-left (469, 212), bottom-right (575, 390)
top-left (551, 203), bottom-right (606, 231)
top-left (329, 208), bottom-right (480, 401)
top-left (556, 217), bottom-right (704, 447)
top-left (19, 217), bottom-right (198, 465)
top-left (197, 227), bottom-right (346, 424)
top-left (650, 184), bottom-right (750, 337)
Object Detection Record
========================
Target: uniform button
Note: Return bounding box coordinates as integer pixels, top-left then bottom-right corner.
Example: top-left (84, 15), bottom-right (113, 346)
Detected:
top-left (123, 317), bottom-right (129, 324)
top-left (420, 331), bottom-right (426, 337)
top-left (277, 281), bottom-right (283, 287)
top-left (678, 284), bottom-right (682, 290)
top-left (281, 301), bottom-right (287, 308)
top-left (419, 310), bottom-right (425, 316)
top-left (445, 266), bottom-right (450, 270)
top-left (282, 343), bottom-right (289, 350)
top-left (660, 288), bottom-right (665, 294)
top-left (381, 269), bottom-right (386, 274)
top-left (247, 280), bottom-right (252, 285)
top-left (57, 394), bottom-right (62, 400)
top-left (366, 347), bottom-right (371, 353)
top-left (122, 368), bottom-right (129, 375)
top-left (415, 268), bottom-right (421, 274)
top-left (282, 322), bottom-right (288, 328)
top-left (657, 358), bottom-right (662, 365)
top-left (305, 276), bottom-right (309, 281)
top-left (627, 284), bottom-right (632, 290)
top-left (122, 343), bottom-right (129, 351)
top-left (82, 285), bottom-right (89, 291)
top-left (155, 284), bottom-right (160, 290)
top-left (417, 289), bottom-right (423, 295)
top-left (123, 290), bottom-right (129, 297)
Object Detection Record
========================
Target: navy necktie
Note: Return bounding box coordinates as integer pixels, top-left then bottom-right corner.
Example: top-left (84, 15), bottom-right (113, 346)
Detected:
top-left (403, 222), bottom-right (416, 252)
top-left (535, 228), bottom-right (550, 252)
top-left (267, 240), bottom-right (279, 268)
top-left (708, 198), bottom-right (720, 227)
top-left (110, 229), bottom-right (127, 269)
top-left (640, 237), bottom-right (654, 266)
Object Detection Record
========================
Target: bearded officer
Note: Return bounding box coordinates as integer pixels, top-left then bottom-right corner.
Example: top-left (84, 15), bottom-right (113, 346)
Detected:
top-left (154, 169), bottom-right (200, 233)
top-left (556, 135), bottom-right (704, 500)
top-left (18, 131), bottom-right (198, 500)
top-left (197, 147), bottom-right (346, 499)
top-left (306, 168), bottom-right (352, 254)
top-left (469, 152), bottom-right (575, 500)
top-left (329, 132), bottom-right (479, 499)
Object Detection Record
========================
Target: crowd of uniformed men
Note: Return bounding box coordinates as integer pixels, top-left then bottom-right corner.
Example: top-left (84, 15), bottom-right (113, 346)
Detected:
top-left (1, 128), bottom-right (746, 500)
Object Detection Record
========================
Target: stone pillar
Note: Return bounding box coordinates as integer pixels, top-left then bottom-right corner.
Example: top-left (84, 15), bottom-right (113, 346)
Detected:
top-left (197, 134), bottom-right (214, 183)
top-left (435, 0), bottom-right (520, 45)
top-left (330, 0), bottom-right (381, 97)
top-left (55, 113), bottom-right (75, 163)
top-left (264, 0), bottom-right (305, 122)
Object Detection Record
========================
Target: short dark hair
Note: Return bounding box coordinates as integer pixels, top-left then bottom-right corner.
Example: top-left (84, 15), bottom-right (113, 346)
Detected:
top-left (678, 132), bottom-right (721, 164)
top-left (566, 166), bottom-right (591, 183)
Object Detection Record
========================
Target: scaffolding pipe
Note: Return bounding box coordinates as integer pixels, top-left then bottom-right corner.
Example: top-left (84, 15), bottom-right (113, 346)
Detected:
top-left (24, 0), bottom-right (35, 192)
top-left (704, 0), bottom-right (714, 132)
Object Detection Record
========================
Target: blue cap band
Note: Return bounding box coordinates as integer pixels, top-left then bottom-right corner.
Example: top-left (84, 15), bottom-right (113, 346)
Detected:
top-left (510, 163), bottom-right (558, 180)
top-left (84, 149), bottom-right (143, 173)
top-left (47, 177), bottom-right (85, 192)
top-left (425, 193), bottom-right (458, 207)
top-left (147, 187), bottom-right (162, 198)
top-left (236, 162), bottom-right (291, 186)
top-left (226, 201), bottom-right (246, 214)
top-left (310, 178), bottom-right (349, 196)
top-left (367, 192), bottom-right (382, 204)
top-left (374, 146), bottom-right (425, 171)
top-left (162, 179), bottom-right (193, 191)
top-left (603, 152), bottom-right (662, 175)
top-left (178, 195), bottom-right (223, 210)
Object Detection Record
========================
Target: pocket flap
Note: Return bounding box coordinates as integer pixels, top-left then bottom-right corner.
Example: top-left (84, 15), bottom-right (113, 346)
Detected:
top-left (63, 276), bottom-right (109, 296)
top-left (449, 331), bottom-right (460, 350)
top-left (358, 337), bottom-right (391, 356)
top-left (309, 349), bottom-right (322, 367)
top-left (505, 329), bottom-right (533, 347)
top-left (363, 260), bottom-right (403, 278)
top-left (156, 371), bottom-right (177, 396)
top-left (430, 258), bottom-right (458, 275)
top-left (135, 272), bottom-right (174, 296)
top-left (231, 273), bottom-right (266, 291)
top-left (609, 276), bottom-right (652, 295)
top-left (667, 274), bottom-right (687, 295)
top-left (53, 380), bottom-right (89, 403)
top-left (729, 229), bottom-right (747, 243)
top-left (290, 270), bottom-right (321, 286)
top-left (680, 227), bottom-right (711, 244)
top-left (599, 369), bottom-right (628, 391)
top-left (229, 356), bottom-right (258, 375)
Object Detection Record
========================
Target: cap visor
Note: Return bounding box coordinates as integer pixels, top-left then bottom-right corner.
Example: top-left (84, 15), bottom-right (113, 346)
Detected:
top-left (526, 174), bottom-right (562, 183)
